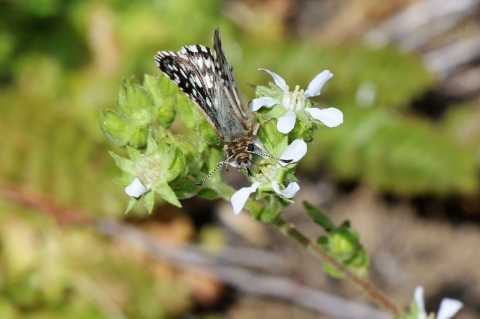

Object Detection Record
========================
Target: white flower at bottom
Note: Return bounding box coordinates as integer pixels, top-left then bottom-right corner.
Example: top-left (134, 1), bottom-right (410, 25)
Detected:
top-left (271, 181), bottom-right (300, 198)
top-left (125, 178), bottom-right (150, 197)
top-left (230, 140), bottom-right (306, 215)
top-left (414, 286), bottom-right (463, 319)
top-left (231, 182), bottom-right (261, 215)
top-left (249, 69), bottom-right (343, 134)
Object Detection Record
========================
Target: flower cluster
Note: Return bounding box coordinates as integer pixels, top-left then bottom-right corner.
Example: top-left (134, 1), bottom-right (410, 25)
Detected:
top-left (231, 139), bottom-right (307, 214)
top-left (402, 286), bottom-right (463, 319)
top-left (229, 69), bottom-right (343, 215)
top-left (250, 69), bottom-right (343, 133)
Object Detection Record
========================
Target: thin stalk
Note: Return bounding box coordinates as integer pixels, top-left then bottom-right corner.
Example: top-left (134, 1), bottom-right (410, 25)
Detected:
top-left (271, 216), bottom-right (401, 317)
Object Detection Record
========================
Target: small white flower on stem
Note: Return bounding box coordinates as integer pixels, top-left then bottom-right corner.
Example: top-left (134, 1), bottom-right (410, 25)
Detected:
top-left (250, 69), bottom-right (343, 133)
top-left (231, 182), bottom-right (261, 215)
top-left (414, 286), bottom-right (463, 319)
top-left (230, 140), bottom-right (306, 214)
top-left (125, 178), bottom-right (150, 197)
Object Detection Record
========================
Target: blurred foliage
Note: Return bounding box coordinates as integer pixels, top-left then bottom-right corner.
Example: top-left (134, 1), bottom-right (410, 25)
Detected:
top-left (1, 0), bottom-right (480, 317)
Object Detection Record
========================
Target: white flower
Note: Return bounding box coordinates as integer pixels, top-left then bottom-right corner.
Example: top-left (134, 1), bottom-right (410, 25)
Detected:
top-left (230, 140), bottom-right (306, 214)
top-left (249, 69), bottom-right (343, 134)
top-left (125, 178), bottom-right (150, 197)
top-left (414, 286), bottom-right (463, 319)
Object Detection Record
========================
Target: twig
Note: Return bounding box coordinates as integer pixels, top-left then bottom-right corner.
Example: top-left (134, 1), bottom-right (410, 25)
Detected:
top-left (271, 217), bottom-right (401, 316)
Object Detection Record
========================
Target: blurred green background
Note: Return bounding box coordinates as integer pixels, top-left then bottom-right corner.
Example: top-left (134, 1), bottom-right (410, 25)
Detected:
top-left (1, 0), bottom-right (479, 318)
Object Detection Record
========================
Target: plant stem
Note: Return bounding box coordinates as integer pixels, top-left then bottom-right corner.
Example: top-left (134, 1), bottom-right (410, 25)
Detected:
top-left (271, 216), bottom-right (401, 317)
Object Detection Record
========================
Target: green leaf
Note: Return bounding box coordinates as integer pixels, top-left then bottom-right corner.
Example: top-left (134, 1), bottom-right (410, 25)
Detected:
top-left (144, 190), bottom-right (154, 213)
top-left (322, 261), bottom-right (343, 279)
top-left (145, 133), bottom-right (159, 157)
top-left (125, 196), bottom-right (139, 214)
top-left (151, 177), bottom-right (181, 207)
top-left (164, 146), bottom-right (187, 181)
top-left (99, 110), bottom-right (132, 147)
top-left (113, 173), bottom-right (135, 186)
top-left (175, 135), bottom-right (203, 173)
top-left (256, 114), bottom-right (285, 155)
top-left (126, 145), bottom-right (143, 163)
top-left (303, 201), bottom-right (336, 232)
top-left (129, 126), bottom-right (148, 148)
top-left (109, 152), bottom-right (136, 175)
top-left (329, 229), bottom-right (359, 258)
top-left (116, 78), bottom-right (153, 127)
top-left (169, 179), bottom-right (199, 199)
top-left (254, 84), bottom-right (283, 101)
top-left (316, 226), bottom-right (369, 278)
top-left (144, 74), bottom-right (176, 128)
top-left (197, 188), bottom-right (220, 200)
top-left (259, 195), bottom-right (288, 223)
top-left (288, 113), bottom-right (315, 143)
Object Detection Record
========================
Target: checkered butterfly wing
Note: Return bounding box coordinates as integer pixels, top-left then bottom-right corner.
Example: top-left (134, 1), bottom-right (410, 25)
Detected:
top-left (154, 29), bottom-right (250, 143)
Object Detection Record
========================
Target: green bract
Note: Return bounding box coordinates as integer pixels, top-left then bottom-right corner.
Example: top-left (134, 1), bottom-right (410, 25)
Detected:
top-left (304, 202), bottom-right (370, 278)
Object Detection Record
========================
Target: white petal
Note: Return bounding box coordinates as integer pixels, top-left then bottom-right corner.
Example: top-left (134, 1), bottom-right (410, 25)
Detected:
top-left (280, 139), bottom-right (307, 164)
top-left (414, 286), bottom-right (427, 319)
top-left (249, 97), bottom-right (278, 111)
top-left (125, 178), bottom-right (149, 197)
top-left (305, 107), bottom-right (343, 127)
top-left (277, 111), bottom-right (296, 134)
top-left (303, 70), bottom-right (333, 98)
top-left (271, 181), bottom-right (300, 198)
top-left (436, 299), bottom-right (463, 319)
top-left (231, 182), bottom-right (261, 215)
top-left (259, 68), bottom-right (288, 92)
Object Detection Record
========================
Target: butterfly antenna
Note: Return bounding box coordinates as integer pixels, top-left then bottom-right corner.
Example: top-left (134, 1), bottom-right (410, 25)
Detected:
top-left (194, 160), bottom-right (227, 186)
top-left (195, 152), bottom-right (237, 186)
top-left (248, 150), bottom-right (293, 164)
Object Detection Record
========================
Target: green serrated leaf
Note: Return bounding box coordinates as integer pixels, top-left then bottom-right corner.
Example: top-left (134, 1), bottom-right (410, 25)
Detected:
top-left (329, 229), bottom-right (359, 257)
top-left (144, 74), bottom-right (177, 128)
top-left (145, 133), bottom-right (159, 156)
top-left (257, 115), bottom-right (285, 154)
top-left (164, 146), bottom-right (186, 179)
top-left (303, 201), bottom-right (336, 232)
top-left (126, 145), bottom-right (144, 163)
top-left (109, 152), bottom-right (136, 175)
top-left (288, 115), bottom-right (315, 143)
top-left (144, 190), bottom-right (154, 213)
top-left (169, 178), bottom-right (200, 199)
top-left (113, 174), bottom-right (135, 186)
top-left (151, 177), bottom-right (181, 207)
top-left (255, 84), bottom-right (283, 101)
top-left (99, 110), bottom-right (132, 147)
top-left (259, 195), bottom-right (288, 223)
top-left (125, 196), bottom-right (139, 214)
top-left (117, 79), bottom-right (153, 126)
top-left (270, 136), bottom-right (289, 158)
top-left (128, 126), bottom-right (148, 148)
top-left (322, 261), bottom-right (344, 278)
top-left (197, 188), bottom-right (220, 200)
